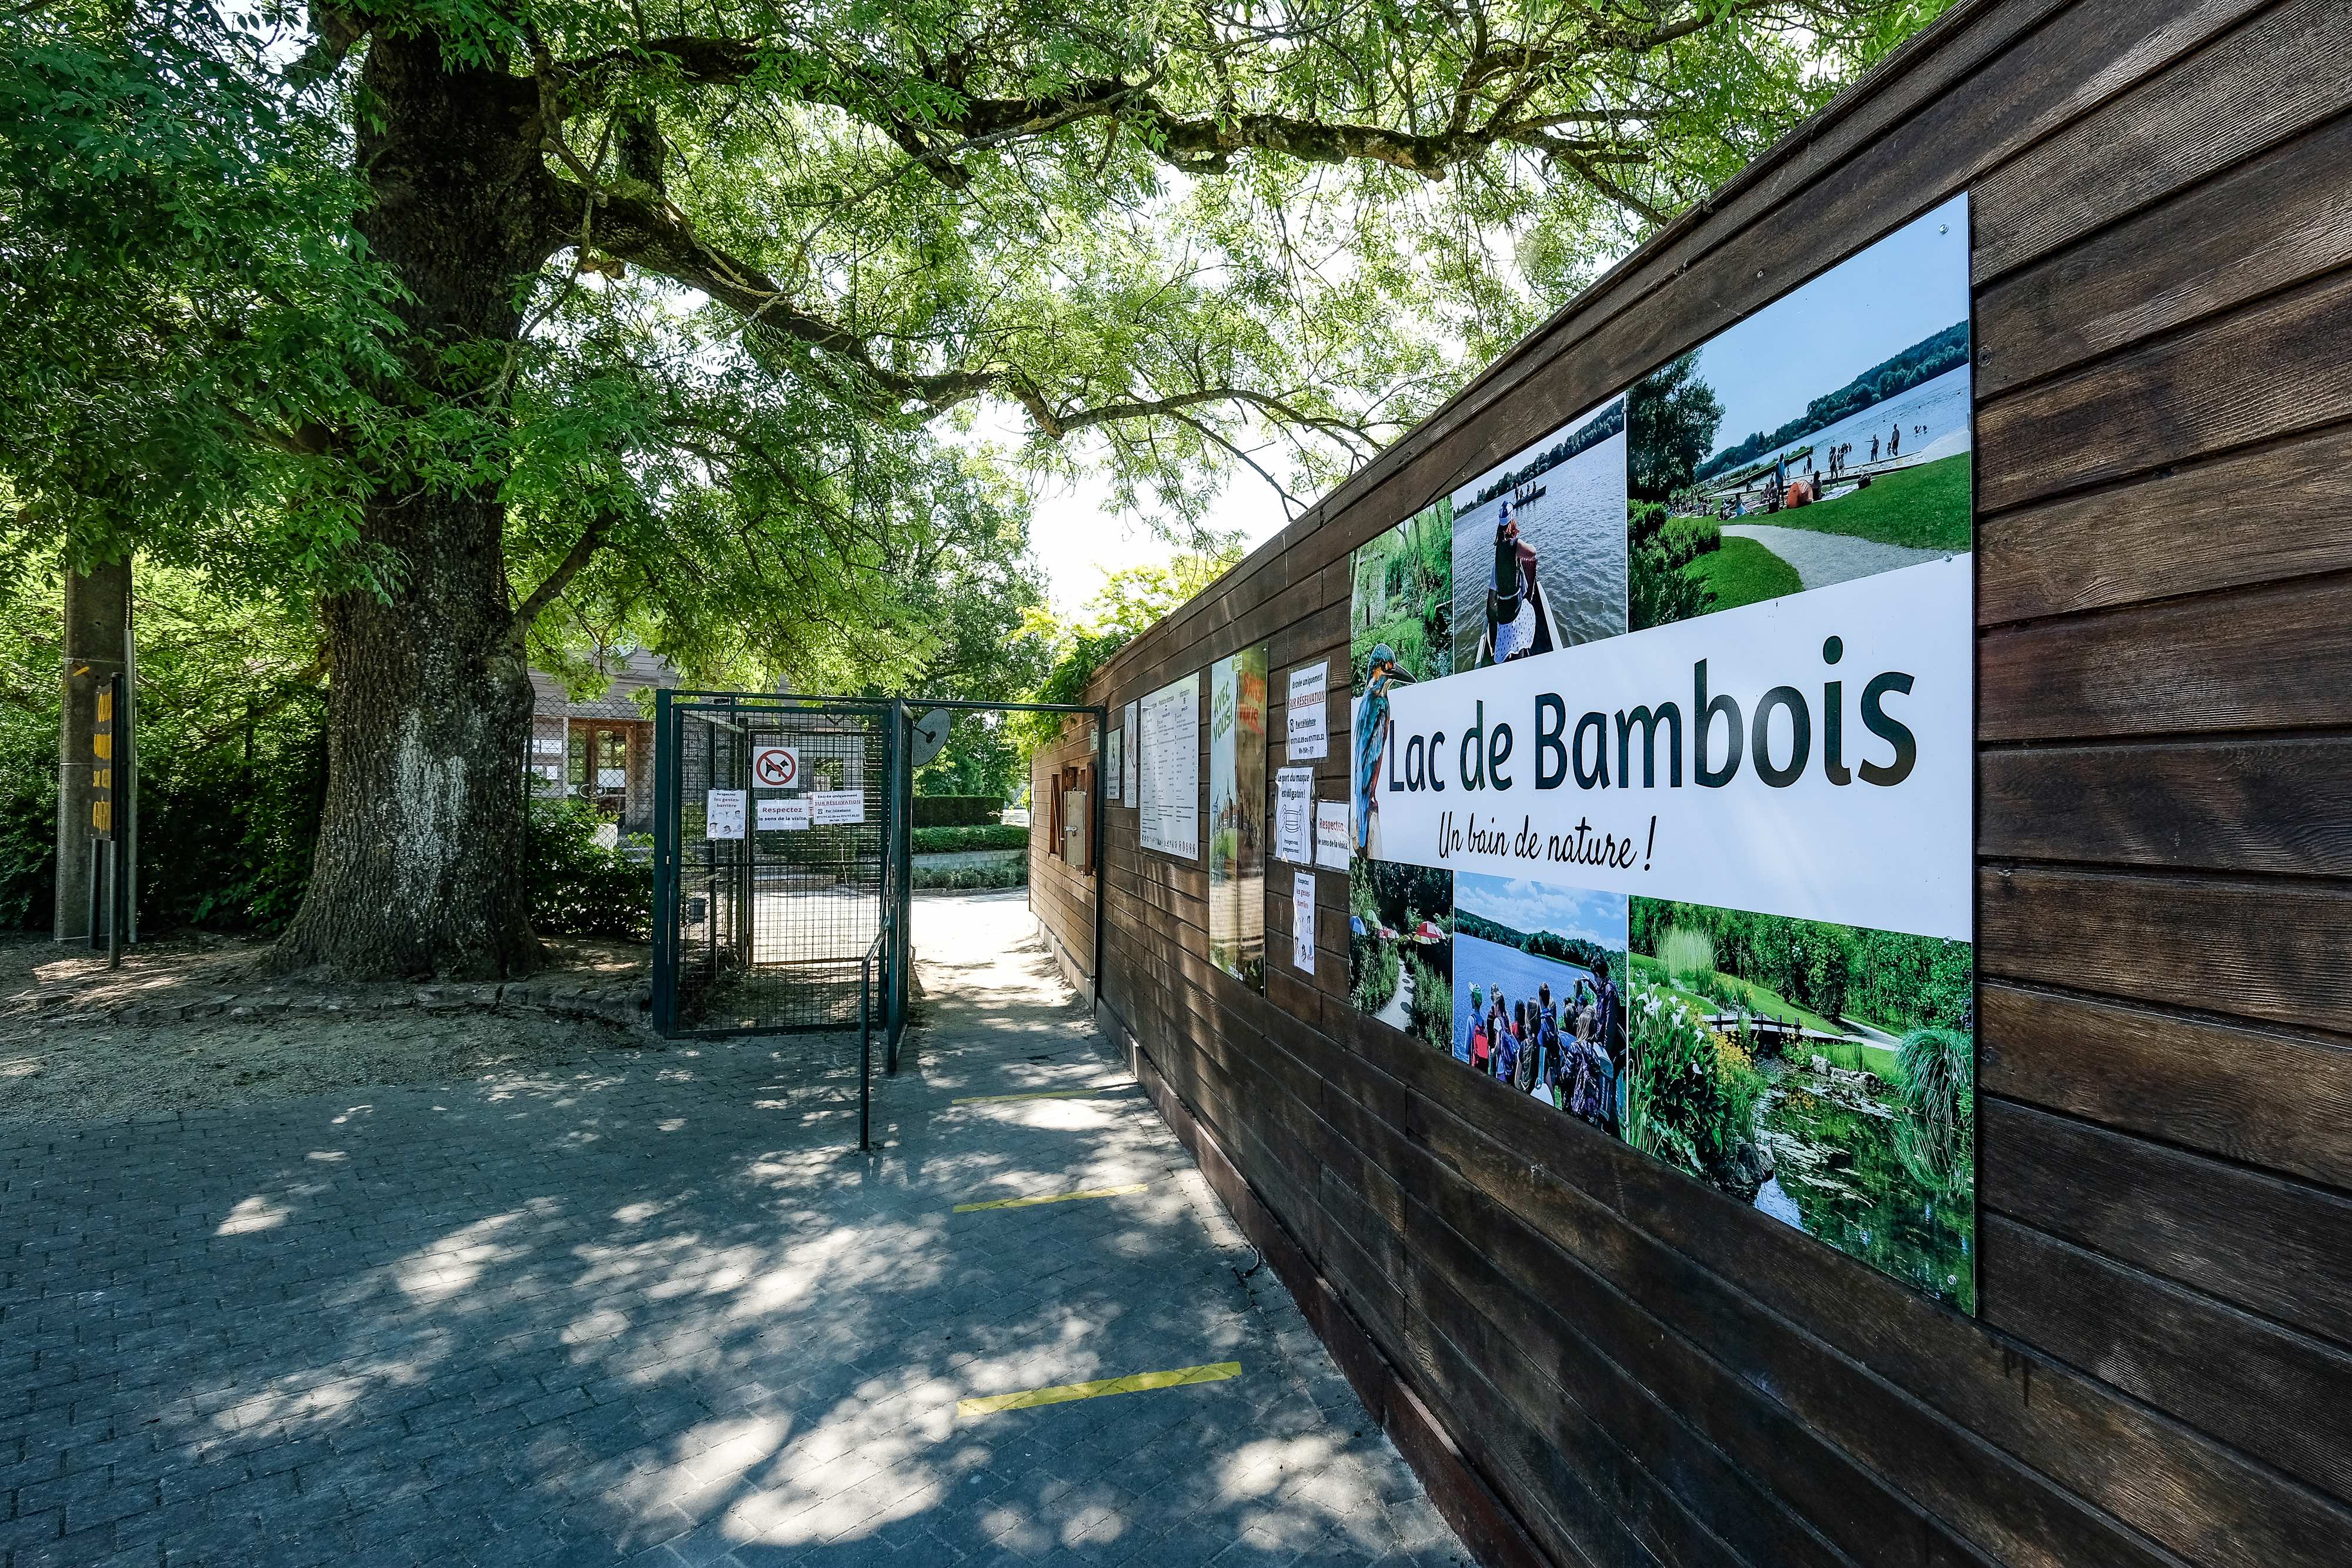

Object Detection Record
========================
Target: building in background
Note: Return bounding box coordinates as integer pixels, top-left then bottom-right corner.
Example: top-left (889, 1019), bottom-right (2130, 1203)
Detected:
top-left (527, 648), bottom-right (678, 837)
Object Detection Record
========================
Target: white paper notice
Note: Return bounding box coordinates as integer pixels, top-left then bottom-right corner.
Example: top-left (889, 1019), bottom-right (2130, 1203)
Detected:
top-left (810, 790), bottom-right (866, 826)
top-left (705, 789), bottom-right (746, 840)
top-left (1122, 702), bottom-right (1140, 807)
top-left (1104, 721), bottom-right (1123, 794)
top-left (1314, 801), bottom-right (1351, 870)
top-left (758, 796), bottom-right (811, 831)
top-left (1287, 661), bottom-right (1329, 760)
top-left (1292, 871), bottom-right (1317, 974)
top-left (1138, 674), bottom-right (1200, 858)
top-left (1274, 767), bottom-right (1314, 864)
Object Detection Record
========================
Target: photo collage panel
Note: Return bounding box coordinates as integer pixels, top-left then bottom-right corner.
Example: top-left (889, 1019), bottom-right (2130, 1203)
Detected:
top-left (1345, 195), bottom-right (1977, 1309)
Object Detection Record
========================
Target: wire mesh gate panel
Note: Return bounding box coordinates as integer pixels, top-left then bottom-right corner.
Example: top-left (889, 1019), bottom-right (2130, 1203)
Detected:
top-left (653, 693), bottom-right (901, 1036)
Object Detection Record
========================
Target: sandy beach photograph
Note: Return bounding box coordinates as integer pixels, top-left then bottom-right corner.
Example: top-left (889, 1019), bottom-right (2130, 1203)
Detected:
top-left (1628, 194), bottom-right (1975, 630)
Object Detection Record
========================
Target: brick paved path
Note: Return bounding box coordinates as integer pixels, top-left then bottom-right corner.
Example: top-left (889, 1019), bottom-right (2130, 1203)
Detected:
top-left (0, 892), bottom-right (1469, 1568)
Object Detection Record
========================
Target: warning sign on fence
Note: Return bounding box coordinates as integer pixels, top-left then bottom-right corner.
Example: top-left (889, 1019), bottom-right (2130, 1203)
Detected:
top-left (753, 746), bottom-right (799, 788)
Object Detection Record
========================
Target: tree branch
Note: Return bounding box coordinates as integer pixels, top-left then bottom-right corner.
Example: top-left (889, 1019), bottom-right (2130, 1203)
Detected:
top-left (511, 513), bottom-right (612, 639)
top-left (288, 1), bottom-right (369, 87)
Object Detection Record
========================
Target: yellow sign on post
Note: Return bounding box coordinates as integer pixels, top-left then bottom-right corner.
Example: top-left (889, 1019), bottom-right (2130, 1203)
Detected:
top-left (89, 677), bottom-right (115, 839)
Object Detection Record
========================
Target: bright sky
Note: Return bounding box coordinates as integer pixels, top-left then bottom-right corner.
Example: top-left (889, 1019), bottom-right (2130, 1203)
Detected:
top-left (1455, 873), bottom-right (1626, 947)
top-left (1023, 465), bottom-right (1292, 615)
top-left (1692, 194), bottom-right (1972, 459)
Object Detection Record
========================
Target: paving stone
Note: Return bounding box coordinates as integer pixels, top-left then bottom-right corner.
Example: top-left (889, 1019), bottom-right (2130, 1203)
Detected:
top-left (0, 894), bottom-right (1463, 1568)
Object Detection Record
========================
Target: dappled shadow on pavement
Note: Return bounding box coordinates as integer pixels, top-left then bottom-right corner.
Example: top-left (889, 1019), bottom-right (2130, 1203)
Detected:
top-left (0, 894), bottom-right (1464, 1567)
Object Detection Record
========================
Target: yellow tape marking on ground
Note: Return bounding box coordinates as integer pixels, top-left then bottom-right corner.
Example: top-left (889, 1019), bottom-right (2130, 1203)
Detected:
top-left (953, 1182), bottom-right (1148, 1214)
top-left (957, 1361), bottom-right (1241, 1417)
top-left (949, 1087), bottom-right (1117, 1105)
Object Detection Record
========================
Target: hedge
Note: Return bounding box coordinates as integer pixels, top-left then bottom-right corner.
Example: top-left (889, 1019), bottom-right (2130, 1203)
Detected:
top-left (912, 858), bottom-right (1028, 891)
top-left (911, 824), bottom-right (1029, 853)
top-left (912, 794), bottom-right (1005, 827)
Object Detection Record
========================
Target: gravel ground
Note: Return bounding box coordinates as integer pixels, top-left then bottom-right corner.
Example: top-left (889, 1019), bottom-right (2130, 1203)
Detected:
top-left (0, 931), bottom-right (651, 1125)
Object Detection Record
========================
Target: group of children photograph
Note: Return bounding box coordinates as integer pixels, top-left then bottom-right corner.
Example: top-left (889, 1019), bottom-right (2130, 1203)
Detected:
top-left (1458, 971), bottom-right (1625, 1132)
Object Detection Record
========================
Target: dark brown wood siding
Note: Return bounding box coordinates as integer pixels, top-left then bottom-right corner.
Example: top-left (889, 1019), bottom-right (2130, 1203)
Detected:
top-left (1030, 2), bottom-right (2352, 1562)
top-left (1028, 721), bottom-right (1100, 982)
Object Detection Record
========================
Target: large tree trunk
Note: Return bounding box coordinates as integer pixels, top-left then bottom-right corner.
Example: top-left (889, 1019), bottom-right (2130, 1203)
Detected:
top-left (273, 35), bottom-right (557, 978)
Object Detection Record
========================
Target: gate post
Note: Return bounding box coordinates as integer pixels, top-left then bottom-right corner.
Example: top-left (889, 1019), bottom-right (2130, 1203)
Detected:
top-left (651, 686), bottom-right (676, 1035)
top-left (1091, 705), bottom-right (1107, 1015)
top-left (886, 697), bottom-right (911, 1068)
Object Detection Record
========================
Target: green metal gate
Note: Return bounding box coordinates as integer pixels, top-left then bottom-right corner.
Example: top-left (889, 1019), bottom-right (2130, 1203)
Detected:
top-left (650, 693), bottom-right (1109, 1101)
top-left (652, 691), bottom-right (910, 1057)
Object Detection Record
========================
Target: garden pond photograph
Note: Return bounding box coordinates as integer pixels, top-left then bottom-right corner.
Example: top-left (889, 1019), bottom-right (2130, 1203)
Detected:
top-left (1626, 895), bottom-right (1976, 1310)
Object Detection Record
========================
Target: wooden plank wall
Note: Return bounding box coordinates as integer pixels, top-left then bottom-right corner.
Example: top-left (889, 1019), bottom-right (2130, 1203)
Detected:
top-left (1028, 721), bottom-right (1098, 981)
top-left (1030, 1), bottom-right (2352, 1562)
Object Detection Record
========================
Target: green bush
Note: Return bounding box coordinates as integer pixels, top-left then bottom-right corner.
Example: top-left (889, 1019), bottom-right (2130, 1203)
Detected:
top-left (1, 691), bottom-right (332, 936)
top-left (911, 858), bottom-right (1027, 890)
top-left (913, 823), bottom-right (1028, 853)
top-left (0, 724), bottom-right (58, 930)
top-left (1405, 954), bottom-right (1451, 1052)
top-left (912, 794), bottom-right (1004, 828)
top-left (1627, 501), bottom-right (1714, 631)
top-left (1623, 982), bottom-right (1764, 1188)
top-left (1656, 926), bottom-right (1716, 989)
top-left (1350, 934), bottom-right (1399, 1014)
top-left (527, 798), bottom-right (653, 942)
top-left (1655, 513), bottom-right (1722, 571)
top-left (1893, 1026), bottom-right (1975, 1196)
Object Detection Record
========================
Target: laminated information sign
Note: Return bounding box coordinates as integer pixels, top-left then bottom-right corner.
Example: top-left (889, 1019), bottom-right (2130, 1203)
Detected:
top-left (1138, 673), bottom-right (1200, 858)
top-left (705, 790), bottom-right (746, 839)
top-left (810, 790), bottom-right (865, 826)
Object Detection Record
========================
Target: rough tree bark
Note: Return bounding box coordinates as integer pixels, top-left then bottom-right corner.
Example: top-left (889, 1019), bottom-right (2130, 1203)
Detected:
top-left (272, 36), bottom-right (556, 978)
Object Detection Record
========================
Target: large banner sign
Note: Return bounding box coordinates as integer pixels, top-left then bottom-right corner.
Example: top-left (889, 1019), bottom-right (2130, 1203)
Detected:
top-left (1376, 555), bottom-right (1971, 941)
top-left (1345, 194), bottom-right (1979, 1312)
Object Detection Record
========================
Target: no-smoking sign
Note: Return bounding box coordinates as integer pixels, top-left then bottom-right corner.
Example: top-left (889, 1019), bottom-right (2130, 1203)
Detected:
top-left (753, 746), bottom-right (799, 788)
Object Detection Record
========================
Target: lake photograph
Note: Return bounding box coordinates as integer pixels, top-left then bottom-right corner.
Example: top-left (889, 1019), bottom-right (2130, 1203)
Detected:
top-left (1451, 874), bottom-right (1628, 1129)
top-left (1626, 194), bottom-right (1976, 628)
top-left (1449, 395), bottom-right (1629, 663)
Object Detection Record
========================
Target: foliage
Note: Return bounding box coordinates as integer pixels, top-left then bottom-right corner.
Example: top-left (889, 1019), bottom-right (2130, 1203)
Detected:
top-left (1624, 981), bottom-right (1765, 1187)
top-left (915, 716), bottom-right (1028, 801)
top-left (1627, 500), bottom-right (1712, 632)
top-left (1349, 502), bottom-right (1452, 688)
top-left (0, 721), bottom-right (58, 929)
top-left (912, 824), bottom-right (1028, 853)
top-left (1018, 549), bottom-right (1237, 753)
top-left (1628, 353), bottom-right (1726, 504)
top-left (912, 795), bottom-right (1007, 828)
top-left (1655, 927), bottom-right (1717, 989)
top-left (1350, 934), bottom-right (1401, 1015)
top-left (911, 857), bottom-right (1027, 891)
top-left (1633, 900), bottom-right (1972, 1034)
top-left (0, 560), bottom-right (335, 932)
top-left (526, 799), bottom-right (653, 943)
top-left (1655, 514), bottom-right (1723, 570)
top-left (0, 2), bottom-right (403, 586)
top-left (1405, 953), bottom-right (1452, 1053)
top-left (1696, 322), bottom-right (1970, 483)
top-left (1892, 1026), bottom-right (1976, 1196)
top-left (1755, 452), bottom-right (1974, 551)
